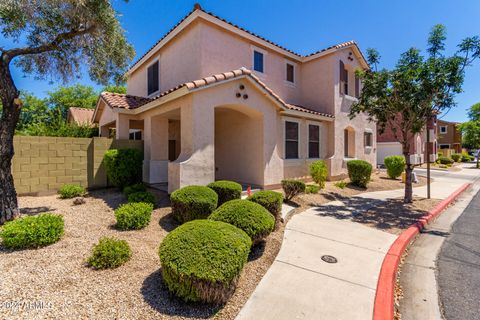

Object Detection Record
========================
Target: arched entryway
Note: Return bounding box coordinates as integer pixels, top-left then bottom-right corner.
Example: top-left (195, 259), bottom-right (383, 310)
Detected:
top-left (214, 104), bottom-right (264, 187)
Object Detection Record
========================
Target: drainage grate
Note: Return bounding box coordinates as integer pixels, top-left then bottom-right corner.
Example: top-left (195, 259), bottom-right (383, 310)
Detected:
top-left (321, 255), bottom-right (338, 264)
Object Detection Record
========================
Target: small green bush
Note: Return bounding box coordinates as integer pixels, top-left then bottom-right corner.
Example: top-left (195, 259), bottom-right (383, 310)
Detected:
top-left (306, 185), bottom-right (320, 194)
top-left (159, 220), bottom-right (251, 303)
top-left (87, 237), bottom-right (131, 269)
top-left (103, 148), bottom-right (143, 188)
top-left (58, 184), bottom-right (86, 199)
top-left (207, 180), bottom-right (242, 206)
top-left (247, 191), bottom-right (283, 218)
top-left (209, 199), bottom-right (274, 243)
top-left (309, 160), bottom-right (328, 189)
top-left (334, 181), bottom-right (347, 189)
top-left (123, 183), bottom-right (146, 196)
top-left (0, 214), bottom-right (64, 249)
top-left (170, 186), bottom-right (218, 223)
top-left (451, 153), bottom-right (462, 162)
top-left (347, 160), bottom-right (372, 188)
top-left (114, 202), bottom-right (154, 230)
top-left (462, 154), bottom-right (474, 162)
top-left (384, 155), bottom-right (405, 179)
top-left (437, 156), bottom-right (454, 165)
top-left (281, 180), bottom-right (306, 201)
top-left (127, 191), bottom-right (156, 206)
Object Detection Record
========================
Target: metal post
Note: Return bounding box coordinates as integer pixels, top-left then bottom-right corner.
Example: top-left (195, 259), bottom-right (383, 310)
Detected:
top-left (426, 121), bottom-right (431, 199)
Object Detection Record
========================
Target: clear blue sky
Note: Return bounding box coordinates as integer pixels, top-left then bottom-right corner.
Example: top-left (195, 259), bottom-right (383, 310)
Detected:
top-left (4, 0), bottom-right (480, 122)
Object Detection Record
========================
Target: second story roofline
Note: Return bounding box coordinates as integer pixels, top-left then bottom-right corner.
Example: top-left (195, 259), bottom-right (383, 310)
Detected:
top-left (126, 4), bottom-right (369, 76)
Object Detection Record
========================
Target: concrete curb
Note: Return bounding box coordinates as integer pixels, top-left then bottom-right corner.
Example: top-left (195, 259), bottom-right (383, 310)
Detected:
top-left (372, 183), bottom-right (471, 320)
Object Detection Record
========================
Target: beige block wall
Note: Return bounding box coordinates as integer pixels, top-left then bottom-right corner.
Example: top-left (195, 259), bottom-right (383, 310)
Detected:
top-left (12, 136), bottom-right (143, 196)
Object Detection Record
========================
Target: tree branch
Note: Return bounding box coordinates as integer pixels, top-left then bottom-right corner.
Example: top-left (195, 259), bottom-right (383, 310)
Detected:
top-left (3, 24), bottom-right (97, 62)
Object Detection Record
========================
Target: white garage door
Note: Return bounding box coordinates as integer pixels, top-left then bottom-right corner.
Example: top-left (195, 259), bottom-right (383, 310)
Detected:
top-left (377, 142), bottom-right (402, 165)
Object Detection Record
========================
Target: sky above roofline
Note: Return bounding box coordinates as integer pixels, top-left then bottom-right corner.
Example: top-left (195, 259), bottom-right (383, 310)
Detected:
top-left (3, 0), bottom-right (479, 123)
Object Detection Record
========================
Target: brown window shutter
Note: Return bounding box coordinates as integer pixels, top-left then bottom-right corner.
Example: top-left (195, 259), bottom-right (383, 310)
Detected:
top-left (355, 75), bottom-right (360, 98)
top-left (340, 60), bottom-right (345, 94)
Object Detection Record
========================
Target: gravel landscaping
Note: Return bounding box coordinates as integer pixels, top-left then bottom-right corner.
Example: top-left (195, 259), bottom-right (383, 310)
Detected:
top-left (0, 188), bottom-right (284, 320)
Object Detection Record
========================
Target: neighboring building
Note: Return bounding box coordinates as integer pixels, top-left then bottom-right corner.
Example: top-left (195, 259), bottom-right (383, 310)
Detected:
top-left (67, 107), bottom-right (95, 126)
top-left (92, 4), bottom-right (376, 192)
top-left (436, 119), bottom-right (462, 153)
top-left (376, 117), bottom-right (437, 165)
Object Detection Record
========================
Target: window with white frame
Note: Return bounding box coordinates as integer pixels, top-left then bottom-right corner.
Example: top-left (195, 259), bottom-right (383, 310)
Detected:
top-left (253, 50), bottom-right (264, 73)
top-left (285, 121), bottom-right (299, 159)
top-left (439, 144), bottom-right (450, 149)
top-left (440, 126), bottom-right (447, 134)
top-left (364, 131), bottom-right (373, 147)
top-left (308, 124), bottom-right (320, 158)
top-left (147, 60), bottom-right (159, 95)
top-left (286, 63), bottom-right (295, 83)
top-left (129, 129), bottom-right (142, 141)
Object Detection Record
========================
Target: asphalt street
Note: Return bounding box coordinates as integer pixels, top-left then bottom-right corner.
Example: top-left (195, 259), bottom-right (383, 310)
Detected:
top-left (437, 187), bottom-right (480, 320)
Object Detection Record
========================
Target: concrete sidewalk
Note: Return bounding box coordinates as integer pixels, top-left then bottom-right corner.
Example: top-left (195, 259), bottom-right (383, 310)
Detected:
top-left (236, 164), bottom-right (480, 320)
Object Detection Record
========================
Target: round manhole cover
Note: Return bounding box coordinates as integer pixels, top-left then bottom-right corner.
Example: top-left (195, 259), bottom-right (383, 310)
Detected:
top-left (321, 255), bottom-right (338, 264)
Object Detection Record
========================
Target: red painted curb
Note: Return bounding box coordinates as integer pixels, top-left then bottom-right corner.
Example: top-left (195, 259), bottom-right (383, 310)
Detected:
top-left (372, 182), bottom-right (471, 320)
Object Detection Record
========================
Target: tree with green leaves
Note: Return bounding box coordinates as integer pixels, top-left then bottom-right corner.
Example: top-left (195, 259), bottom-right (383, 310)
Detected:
top-left (0, 0), bottom-right (135, 224)
top-left (350, 25), bottom-right (480, 203)
top-left (47, 84), bottom-right (99, 119)
top-left (460, 102), bottom-right (480, 168)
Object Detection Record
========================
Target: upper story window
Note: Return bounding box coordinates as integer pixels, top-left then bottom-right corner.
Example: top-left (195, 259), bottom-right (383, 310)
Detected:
top-left (308, 124), bottom-right (320, 158)
top-left (285, 121), bottom-right (299, 159)
top-left (286, 63), bottom-right (295, 83)
top-left (339, 60), bottom-right (348, 95)
top-left (440, 126), bottom-right (447, 134)
top-left (355, 75), bottom-right (361, 98)
top-left (147, 60), bottom-right (159, 95)
top-left (364, 131), bottom-right (373, 148)
top-left (253, 50), bottom-right (264, 73)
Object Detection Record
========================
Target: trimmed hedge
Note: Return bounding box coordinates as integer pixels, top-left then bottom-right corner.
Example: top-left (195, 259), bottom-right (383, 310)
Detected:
top-left (0, 214), bottom-right (64, 249)
top-left (58, 184), bottom-right (86, 199)
top-left (159, 220), bottom-right (251, 303)
top-left (104, 148), bottom-right (143, 188)
top-left (207, 180), bottom-right (242, 206)
top-left (127, 191), bottom-right (156, 206)
top-left (451, 153), bottom-right (462, 162)
top-left (87, 237), bottom-right (131, 269)
top-left (209, 199), bottom-right (274, 243)
top-left (384, 155), bottom-right (405, 179)
top-left (114, 202), bottom-right (154, 230)
top-left (281, 180), bottom-right (306, 201)
top-left (347, 160), bottom-right (372, 188)
top-left (247, 191), bottom-right (283, 218)
top-left (123, 183), bottom-right (147, 197)
top-left (437, 156), bottom-right (454, 165)
top-left (309, 160), bottom-right (328, 189)
top-left (170, 186), bottom-right (218, 223)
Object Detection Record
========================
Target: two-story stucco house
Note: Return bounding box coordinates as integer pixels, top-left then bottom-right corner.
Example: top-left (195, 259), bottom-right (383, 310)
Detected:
top-left (92, 4), bottom-right (376, 193)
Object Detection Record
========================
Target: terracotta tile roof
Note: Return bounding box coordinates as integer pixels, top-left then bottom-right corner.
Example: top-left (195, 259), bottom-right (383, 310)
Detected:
top-left (100, 92), bottom-right (153, 109)
top-left (128, 4), bottom-right (361, 72)
top-left (100, 68), bottom-right (334, 119)
top-left (67, 107), bottom-right (95, 125)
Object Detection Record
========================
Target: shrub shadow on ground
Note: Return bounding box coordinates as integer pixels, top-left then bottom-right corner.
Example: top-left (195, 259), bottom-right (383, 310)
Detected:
top-left (141, 269), bottom-right (221, 319)
top-left (88, 187), bottom-right (171, 210)
top-left (20, 206), bottom-right (54, 215)
top-left (158, 212), bottom-right (178, 232)
top-left (309, 193), bottom-right (430, 232)
top-left (248, 240), bottom-right (266, 262)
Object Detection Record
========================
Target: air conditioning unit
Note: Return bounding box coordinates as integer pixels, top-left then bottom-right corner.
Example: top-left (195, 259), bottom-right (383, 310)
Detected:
top-left (419, 154), bottom-right (425, 164)
top-left (410, 154), bottom-right (421, 165)
top-left (429, 154), bottom-right (437, 163)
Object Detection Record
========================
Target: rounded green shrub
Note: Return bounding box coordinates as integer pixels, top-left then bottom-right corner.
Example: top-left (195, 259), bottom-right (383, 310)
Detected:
top-left (451, 153), bottom-right (462, 162)
top-left (87, 237), bottom-right (131, 269)
top-left (309, 160), bottom-right (328, 189)
top-left (127, 191), bottom-right (156, 206)
top-left (103, 148), bottom-right (143, 188)
top-left (247, 190), bottom-right (283, 218)
top-left (207, 180), bottom-right (242, 206)
top-left (209, 199), bottom-right (274, 243)
top-left (58, 184), bottom-right (86, 199)
top-left (281, 179), bottom-right (306, 201)
top-left (123, 183), bottom-right (147, 196)
top-left (437, 156), bottom-right (454, 165)
top-left (306, 185), bottom-right (320, 194)
top-left (159, 220), bottom-right (251, 304)
top-left (170, 186), bottom-right (218, 223)
top-left (347, 160), bottom-right (372, 188)
top-left (114, 202), bottom-right (154, 230)
top-left (0, 214), bottom-right (64, 249)
top-left (384, 155), bottom-right (405, 179)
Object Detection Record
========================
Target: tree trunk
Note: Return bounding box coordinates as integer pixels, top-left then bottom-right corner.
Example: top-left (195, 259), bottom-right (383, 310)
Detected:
top-left (0, 54), bottom-right (21, 224)
top-left (403, 151), bottom-right (413, 203)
